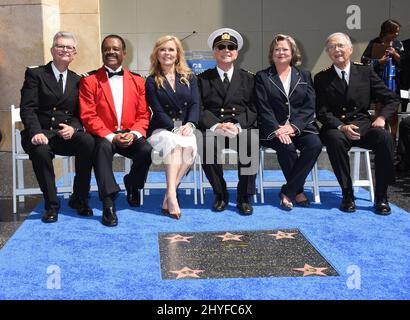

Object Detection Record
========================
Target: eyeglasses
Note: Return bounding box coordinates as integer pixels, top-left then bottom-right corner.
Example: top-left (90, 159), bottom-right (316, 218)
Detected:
top-left (54, 45), bottom-right (76, 52)
top-left (216, 44), bottom-right (237, 51)
top-left (326, 43), bottom-right (348, 51)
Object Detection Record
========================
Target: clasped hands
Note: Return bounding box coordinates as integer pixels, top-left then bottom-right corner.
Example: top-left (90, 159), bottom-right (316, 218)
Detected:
top-left (275, 124), bottom-right (295, 145)
top-left (173, 123), bottom-right (195, 136)
top-left (31, 123), bottom-right (75, 145)
top-left (113, 132), bottom-right (135, 148)
top-left (214, 122), bottom-right (240, 138)
top-left (341, 116), bottom-right (385, 140)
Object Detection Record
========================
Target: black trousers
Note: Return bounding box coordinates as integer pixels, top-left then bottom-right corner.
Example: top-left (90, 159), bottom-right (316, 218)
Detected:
top-left (261, 132), bottom-right (322, 198)
top-left (93, 136), bottom-right (152, 199)
top-left (398, 116), bottom-right (410, 166)
top-left (199, 129), bottom-right (258, 198)
top-left (320, 127), bottom-right (395, 196)
top-left (21, 131), bottom-right (94, 210)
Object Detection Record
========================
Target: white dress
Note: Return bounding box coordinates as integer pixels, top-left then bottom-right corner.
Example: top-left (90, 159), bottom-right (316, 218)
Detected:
top-left (147, 128), bottom-right (197, 159)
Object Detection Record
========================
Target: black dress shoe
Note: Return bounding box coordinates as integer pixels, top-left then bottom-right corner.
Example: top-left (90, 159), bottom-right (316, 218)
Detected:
top-left (68, 196), bottom-right (93, 217)
top-left (41, 208), bottom-right (58, 223)
top-left (236, 202), bottom-right (253, 215)
top-left (339, 194), bottom-right (356, 212)
top-left (374, 196), bottom-right (391, 215)
top-left (295, 193), bottom-right (310, 207)
top-left (212, 193), bottom-right (228, 212)
top-left (123, 174), bottom-right (140, 207)
top-left (102, 207), bottom-right (118, 227)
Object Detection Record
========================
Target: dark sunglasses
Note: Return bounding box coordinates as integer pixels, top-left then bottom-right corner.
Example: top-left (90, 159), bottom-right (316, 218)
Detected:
top-left (216, 44), bottom-right (237, 51)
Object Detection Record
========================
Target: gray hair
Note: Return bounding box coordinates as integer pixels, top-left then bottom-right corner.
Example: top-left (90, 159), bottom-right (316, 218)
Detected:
top-left (52, 31), bottom-right (78, 48)
top-left (325, 32), bottom-right (352, 51)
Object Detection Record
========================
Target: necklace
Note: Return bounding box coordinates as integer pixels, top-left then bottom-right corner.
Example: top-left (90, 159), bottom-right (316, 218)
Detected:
top-left (164, 73), bottom-right (176, 92)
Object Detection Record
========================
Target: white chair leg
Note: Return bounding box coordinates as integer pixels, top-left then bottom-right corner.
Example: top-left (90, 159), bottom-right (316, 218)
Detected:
top-left (364, 151), bottom-right (375, 203)
top-left (193, 157), bottom-right (198, 205)
top-left (353, 151), bottom-right (361, 194)
top-left (312, 161), bottom-right (321, 204)
top-left (17, 159), bottom-right (25, 203)
top-left (12, 155), bottom-right (17, 214)
top-left (259, 149), bottom-right (265, 204)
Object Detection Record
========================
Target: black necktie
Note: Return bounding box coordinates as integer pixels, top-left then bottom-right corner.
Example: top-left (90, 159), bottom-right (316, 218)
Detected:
top-left (105, 68), bottom-right (124, 78)
top-left (58, 73), bottom-right (64, 94)
top-left (223, 72), bottom-right (230, 91)
top-left (341, 70), bottom-right (348, 93)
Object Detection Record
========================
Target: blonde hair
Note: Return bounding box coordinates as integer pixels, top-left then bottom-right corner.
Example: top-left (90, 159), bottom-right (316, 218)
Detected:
top-left (268, 34), bottom-right (302, 66)
top-left (149, 35), bottom-right (192, 88)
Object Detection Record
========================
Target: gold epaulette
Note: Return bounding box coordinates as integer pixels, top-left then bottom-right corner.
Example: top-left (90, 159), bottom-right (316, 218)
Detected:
top-left (320, 65), bottom-right (332, 72)
top-left (81, 70), bottom-right (97, 77)
top-left (27, 65), bottom-right (40, 69)
top-left (353, 61), bottom-right (364, 66)
top-left (241, 68), bottom-right (255, 75)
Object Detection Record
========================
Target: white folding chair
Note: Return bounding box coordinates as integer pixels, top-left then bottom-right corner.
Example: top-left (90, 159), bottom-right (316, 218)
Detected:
top-left (11, 104), bottom-right (73, 213)
top-left (320, 146), bottom-right (374, 203)
top-left (258, 147), bottom-right (320, 204)
top-left (198, 148), bottom-right (258, 204)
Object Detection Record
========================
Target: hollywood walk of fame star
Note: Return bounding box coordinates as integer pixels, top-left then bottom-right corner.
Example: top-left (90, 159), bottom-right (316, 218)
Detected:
top-left (164, 234), bottom-right (193, 243)
top-left (215, 232), bottom-right (244, 242)
top-left (293, 264), bottom-right (328, 276)
top-left (267, 230), bottom-right (297, 240)
top-left (169, 267), bottom-right (205, 279)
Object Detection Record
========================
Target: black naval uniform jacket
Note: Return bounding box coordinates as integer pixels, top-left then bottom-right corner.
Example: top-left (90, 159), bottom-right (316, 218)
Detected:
top-left (197, 67), bottom-right (257, 130)
top-left (20, 61), bottom-right (83, 141)
top-left (255, 65), bottom-right (318, 141)
top-left (314, 62), bottom-right (399, 133)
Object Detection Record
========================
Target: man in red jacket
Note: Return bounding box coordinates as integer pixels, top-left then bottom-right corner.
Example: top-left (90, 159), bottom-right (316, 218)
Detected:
top-left (80, 34), bottom-right (152, 227)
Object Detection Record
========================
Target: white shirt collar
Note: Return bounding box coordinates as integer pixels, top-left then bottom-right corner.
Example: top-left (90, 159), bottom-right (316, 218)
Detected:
top-left (217, 66), bottom-right (234, 82)
top-left (333, 61), bottom-right (351, 83)
top-left (51, 62), bottom-right (68, 81)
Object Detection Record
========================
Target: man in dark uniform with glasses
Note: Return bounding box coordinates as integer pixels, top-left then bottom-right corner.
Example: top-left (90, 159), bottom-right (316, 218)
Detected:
top-left (198, 28), bottom-right (257, 215)
top-left (314, 32), bottom-right (400, 215)
top-left (20, 31), bottom-right (95, 223)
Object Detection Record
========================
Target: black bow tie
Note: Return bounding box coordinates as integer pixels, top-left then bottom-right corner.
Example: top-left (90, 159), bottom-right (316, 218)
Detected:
top-left (105, 68), bottom-right (124, 78)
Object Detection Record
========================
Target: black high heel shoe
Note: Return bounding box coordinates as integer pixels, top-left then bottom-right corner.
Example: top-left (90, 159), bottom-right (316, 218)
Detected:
top-left (279, 193), bottom-right (293, 211)
top-left (295, 193), bottom-right (310, 207)
top-left (162, 194), bottom-right (181, 219)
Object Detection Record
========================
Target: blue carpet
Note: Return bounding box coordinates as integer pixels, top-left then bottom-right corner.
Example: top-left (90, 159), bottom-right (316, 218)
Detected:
top-left (0, 170), bottom-right (410, 300)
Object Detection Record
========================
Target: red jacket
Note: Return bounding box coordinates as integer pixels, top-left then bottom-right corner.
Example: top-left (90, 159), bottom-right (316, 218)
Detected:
top-left (79, 67), bottom-right (150, 138)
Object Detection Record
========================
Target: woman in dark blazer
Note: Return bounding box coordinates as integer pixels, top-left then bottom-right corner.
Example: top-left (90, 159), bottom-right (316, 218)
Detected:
top-left (146, 35), bottom-right (199, 219)
top-left (255, 34), bottom-right (322, 210)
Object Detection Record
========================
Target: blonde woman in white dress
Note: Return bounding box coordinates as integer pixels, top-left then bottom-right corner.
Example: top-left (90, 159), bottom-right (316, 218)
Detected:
top-left (146, 35), bottom-right (200, 219)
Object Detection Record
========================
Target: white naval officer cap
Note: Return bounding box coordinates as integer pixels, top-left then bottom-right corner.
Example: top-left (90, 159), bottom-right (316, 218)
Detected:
top-left (207, 28), bottom-right (243, 51)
